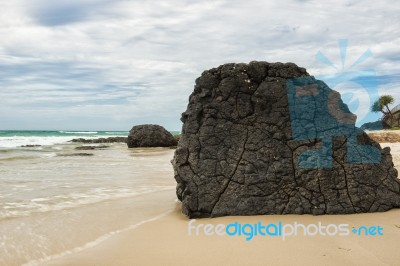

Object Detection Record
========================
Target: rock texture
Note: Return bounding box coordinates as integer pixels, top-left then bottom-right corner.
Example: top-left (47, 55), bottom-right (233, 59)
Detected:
top-left (361, 120), bottom-right (389, 131)
top-left (70, 137), bottom-right (127, 143)
top-left (60, 153), bottom-right (94, 157)
top-left (127, 124), bottom-right (177, 148)
top-left (172, 61), bottom-right (400, 218)
top-left (75, 145), bottom-right (109, 150)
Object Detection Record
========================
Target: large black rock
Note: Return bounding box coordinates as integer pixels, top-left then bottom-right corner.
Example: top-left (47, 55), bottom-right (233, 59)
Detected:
top-left (172, 61), bottom-right (400, 218)
top-left (127, 124), bottom-right (177, 148)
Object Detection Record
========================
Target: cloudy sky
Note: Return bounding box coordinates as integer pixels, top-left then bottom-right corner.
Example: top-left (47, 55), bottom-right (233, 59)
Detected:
top-left (0, 0), bottom-right (399, 131)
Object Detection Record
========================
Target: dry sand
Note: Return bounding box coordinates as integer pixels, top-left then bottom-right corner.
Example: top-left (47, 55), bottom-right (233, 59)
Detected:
top-left (43, 141), bottom-right (400, 266)
top-left (367, 130), bottom-right (400, 143)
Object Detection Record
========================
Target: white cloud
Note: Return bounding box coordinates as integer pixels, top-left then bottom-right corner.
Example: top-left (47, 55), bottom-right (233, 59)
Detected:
top-left (0, 0), bottom-right (399, 130)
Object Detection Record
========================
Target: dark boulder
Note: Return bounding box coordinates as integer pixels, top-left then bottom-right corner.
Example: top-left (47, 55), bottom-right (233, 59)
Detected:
top-left (75, 145), bottom-right (109, 150)
top-left (21, 145), bottom-right (41, 147)
top-left (172, 61), bottom-right (400, 218)
top-left (60, 153), bottom-right (94, 157)
top-left (361, 120), bottom-right (389, 131)
top-left (70, 137), bottom-right (127, 143)
top-left (127, 124), bottom-right (177, 148)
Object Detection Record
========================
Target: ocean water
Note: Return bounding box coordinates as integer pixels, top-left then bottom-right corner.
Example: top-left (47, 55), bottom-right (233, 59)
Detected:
top-left (0, 130), bottom-right (180, 148)
top-left (0, 131), bottom-right (178, 265)
top-left (0, 130), bottom-right (129, 148)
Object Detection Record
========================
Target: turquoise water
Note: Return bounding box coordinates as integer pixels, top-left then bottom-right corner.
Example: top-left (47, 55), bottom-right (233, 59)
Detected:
top-left (0, 130), bottom-right (180, 137)
top-left (0, 130), bottom-right (180, 264)
top-left (0, 130), bottom-right (129, 137)
top-left (0, 142), bottom-right (177, 265)
top-left (0, 130), bottom-right (180, 148)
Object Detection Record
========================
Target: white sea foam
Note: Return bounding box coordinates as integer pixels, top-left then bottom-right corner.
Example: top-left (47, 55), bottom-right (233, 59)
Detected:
top-left (0, 133), bottom-right (127, 148)
top-left (0, 136), bottom-right (94, 148)
top-left (105, 131), bottom-right (128, 134)
top-left (40, 152), bottom-right (57, 158)
top-left (61, 131), bottom-right (98, 134)
top-left (0, 143), bottom-right (175, 266)
top-left (0, 186), bottom-right (175, 219)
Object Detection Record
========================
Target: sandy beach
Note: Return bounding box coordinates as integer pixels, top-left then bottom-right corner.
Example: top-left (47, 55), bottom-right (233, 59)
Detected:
top-left (39, 140), bottom-right (400, 266)
top-left (44, 207), bottom-right (400, 266)
top-left (2, 0), bottom-right (400, 265)
top-left (0, 142), bottom-right (176, 266)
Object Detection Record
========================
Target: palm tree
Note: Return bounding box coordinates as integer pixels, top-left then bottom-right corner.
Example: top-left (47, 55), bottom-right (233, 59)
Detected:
top-left (371, 95), bottom-right (395, 125)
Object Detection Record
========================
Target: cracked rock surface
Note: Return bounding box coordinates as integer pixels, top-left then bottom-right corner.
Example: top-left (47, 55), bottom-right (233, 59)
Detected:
top-left (127, 124), bottom-right (177, 148)
top-left (172, 61), bottom-right (400, 218)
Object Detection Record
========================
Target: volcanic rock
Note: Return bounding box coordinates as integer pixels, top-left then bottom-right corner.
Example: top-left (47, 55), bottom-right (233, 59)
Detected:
top-left (360, 120), bottom-right (389, 131)
top-left (127, 124), bottom-right (177, 148)
top-left (70, 137), bottom-right (127, 143)
top-left (60, 153), bottom-right (94, 157)
top-left (172, 61), bottom-right (400, 218)
top-left (75, 145), bottom-right (109, 150)
top-left (21, 145), bottom-right (41, 148)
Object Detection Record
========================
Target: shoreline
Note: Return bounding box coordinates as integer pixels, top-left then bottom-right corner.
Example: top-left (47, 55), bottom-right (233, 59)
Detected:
top-left (0, 146), bottom-right (177, 266)
top-left (42, 141), bottom-right (400, 266)
top-left (24, 205), bottom-right (176, 266)
top-left (43, 204), bottom-right (400, 266)
top-left (0, 129), bottom-right (397, 149)
top-left (1, 134), bottom-right (399, 265)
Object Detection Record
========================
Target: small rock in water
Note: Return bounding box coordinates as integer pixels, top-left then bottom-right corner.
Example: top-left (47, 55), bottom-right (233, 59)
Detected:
top-left (70, 137), bottom-right (127, 143)
top-left (127, 124), bottom-right (177, 148)
top-left (75, 145), bottom-right (109, 150)
top-left (60, 153), bottom-right (94, 157)
top-left (21, 145), bottom-right (41, 147)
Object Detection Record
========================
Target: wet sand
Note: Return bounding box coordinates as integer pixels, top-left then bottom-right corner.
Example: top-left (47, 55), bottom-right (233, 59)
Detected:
top-left (0, 145), bottom-right (176, 266)
top-left (45, 206), bottom-right (400, 266)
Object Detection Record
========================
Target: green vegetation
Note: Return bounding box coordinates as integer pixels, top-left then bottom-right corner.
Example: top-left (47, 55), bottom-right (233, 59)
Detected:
top-left (371, 95), bottom-right (399, 129)
top-left (371, 95), bottom-right (394, 116)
